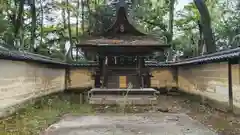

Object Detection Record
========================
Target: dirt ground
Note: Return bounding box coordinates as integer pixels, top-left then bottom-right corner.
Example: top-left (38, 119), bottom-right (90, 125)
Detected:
top-left (43, 113), bottom-right (216, 135)
top-left (155, 93), bottom-right (240, 135)
top-left (42, 92), bottom-right (240, 135)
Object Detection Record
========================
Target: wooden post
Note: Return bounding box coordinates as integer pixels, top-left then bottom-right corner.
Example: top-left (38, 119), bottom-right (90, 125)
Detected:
top-left (228, 59), bottom-right (233, 112)
top-left (99, 55), bottom-right (105, 88)
top-left (65, 67), bottom-right (70, 90)
top-left (80, 93), bottom-right (83, 104)
top-left (95, 70), bottom-right (101, 88)
top-left (175, 66), bottom-right (178, 90)
top-left (99, 56), bottom-right (103, 88)
top-left (141, 56), bottom-right (144, 88)
top-left (137, 56), bottom-right (143, 88)
top-left (103, 56), bottom-right (108, 88)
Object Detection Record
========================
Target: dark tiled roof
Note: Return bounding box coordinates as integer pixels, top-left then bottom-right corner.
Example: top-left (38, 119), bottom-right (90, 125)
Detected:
top-left (0, 44), bottom-right (98, 67)
top-left (1, 44), bottom-right (239, 68)
top-left (0, 48), bottom-right (66, 65)
top-left (146, 47), bottom-right (240, 67)
top-left (77, 35), bottom-right (167, 46)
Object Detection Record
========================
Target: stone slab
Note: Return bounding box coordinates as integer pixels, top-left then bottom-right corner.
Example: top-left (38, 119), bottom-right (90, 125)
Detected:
top-left (42, 113), bottom-right (217, 135)
top-left (89, 88), bottom-right (158, 92)
top-left (89, 96), bottom-right (158, 105)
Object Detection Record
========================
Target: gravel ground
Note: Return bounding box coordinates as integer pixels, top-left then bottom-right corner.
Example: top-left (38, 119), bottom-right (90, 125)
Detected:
top-left (42, 92), bottom-right (240, 135)
top-left (156, 93), bottom-right (240, 135)
top-left (87, 93), bottom-right (240, 135)
top-left (43, 113), bottom-right (217, 135)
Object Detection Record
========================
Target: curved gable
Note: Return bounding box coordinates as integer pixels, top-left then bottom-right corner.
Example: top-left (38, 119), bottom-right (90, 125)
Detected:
top-left (104, 7), bottom-right (145, 36)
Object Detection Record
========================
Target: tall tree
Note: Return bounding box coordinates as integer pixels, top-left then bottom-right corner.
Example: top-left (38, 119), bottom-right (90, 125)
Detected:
top-left (14, 0), bottom-right (25, 39)
top-left (81, 0), bottom-right (85, 34)
top-left (66, 0), bottom-right (74, 60)
top-left (167, 0), bottom-right (175, 61)
top-left (194, 0), bottom-right (216, 53)
top-left (40, 0), bottom-right (44, 46)
top-left (76, 0), bottom-right (80, 41)
top-left (30, 0), bottom-right (37, 52)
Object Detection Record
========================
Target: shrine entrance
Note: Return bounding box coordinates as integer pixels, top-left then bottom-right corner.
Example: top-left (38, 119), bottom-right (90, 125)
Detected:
top-left (107, 69), bottom-right (140, 89)
top-left (102, 55), bottom-right (143, 89)
top-left (75, 1), bottom-right (170, 105)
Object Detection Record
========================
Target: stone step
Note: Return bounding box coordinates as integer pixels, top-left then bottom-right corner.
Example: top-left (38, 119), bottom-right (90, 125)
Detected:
top-left (88, 88), bottom-right (159, 105)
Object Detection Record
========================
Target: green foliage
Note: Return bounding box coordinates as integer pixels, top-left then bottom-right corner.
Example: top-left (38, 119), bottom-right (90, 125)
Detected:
top-left (0, 0), bottom-right (239, 61)
top-left (173, 0), bottom-right (240, 59)
top-left (0, 93), bottom-right (94, 135)
top-left (133, 0), bottom-right (169, 32)
top-left (0, 16), bottom-right (8, 34)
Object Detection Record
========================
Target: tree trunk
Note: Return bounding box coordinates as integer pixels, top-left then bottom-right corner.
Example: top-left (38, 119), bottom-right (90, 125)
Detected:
top-left (62, 0), bottom-right (67, 29)
top-left (40, 0), bottom-right (44, 46)
top-left (81, 0), bottom-right (85, 34)
top-left (66, 0), bottom-right (74, 60)
top-left (30, 0), bottom-right (37, 52)
top-left (14, 0), bottom-right (24, 39)
top-left (167, 0), bottom-right (175, 61)
top-left (168, 0), bottom-right (175, 42)
top-left (86, 0), bottom-right (91, 35)
top-left (194, 0), bottom-right (216, 53)
top-left (61, 0), bottom-right (67, 60)
top-left (76, 0), bottom-right (80, 41)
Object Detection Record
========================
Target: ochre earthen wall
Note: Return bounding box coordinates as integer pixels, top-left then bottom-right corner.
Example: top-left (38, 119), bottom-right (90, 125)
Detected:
top-left (232, 63), bottom-right (240, 113)
top-left (151, 62), bottom-right (240, 113)
top-left (0, 59), bottom-right (65, 117)
top-left (150, 67), bottom-right (177, 89)
top-left (67, 68), bottom-right (93, 89)
top-left (178, 62), bottom-right (229, 110)
top-left (1, 58), bottom-right (239, 116)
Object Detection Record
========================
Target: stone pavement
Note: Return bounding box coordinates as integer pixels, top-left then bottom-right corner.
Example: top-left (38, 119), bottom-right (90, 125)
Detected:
top-left (42, 113), bottom-right (217, 135)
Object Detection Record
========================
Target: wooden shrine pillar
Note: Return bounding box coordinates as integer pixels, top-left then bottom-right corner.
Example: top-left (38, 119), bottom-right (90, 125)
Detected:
top-left (94, 69), bottom-right (101, 88)
top-left (102, 56), bottom-right (108, 88)
top-left (137, 56), bottom-right (144, 88)
top-left (141, 57), bottom-right (145, 88)
top-left (143, 72), bottom-right (152, 88)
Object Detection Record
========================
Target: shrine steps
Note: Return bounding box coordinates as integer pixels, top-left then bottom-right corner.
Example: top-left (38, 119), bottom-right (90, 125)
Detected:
top-left (88, 88), bottom-right (159, 105)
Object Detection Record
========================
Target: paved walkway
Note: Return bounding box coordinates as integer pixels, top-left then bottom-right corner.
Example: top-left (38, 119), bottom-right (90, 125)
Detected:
top-left (43, 113), bottom-right (217, 135)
